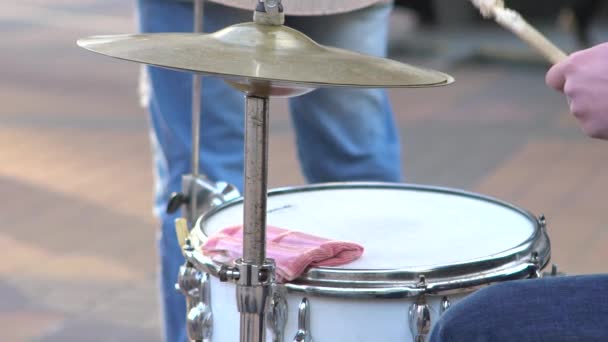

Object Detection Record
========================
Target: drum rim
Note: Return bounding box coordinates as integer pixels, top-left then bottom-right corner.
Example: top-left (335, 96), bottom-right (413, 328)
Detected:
top-left (188, 182), bottom-right (551, 298)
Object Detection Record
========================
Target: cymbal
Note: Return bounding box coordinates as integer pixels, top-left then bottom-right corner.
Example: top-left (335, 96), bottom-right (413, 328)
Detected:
top-left (78, 22), bottom-right (453, 96)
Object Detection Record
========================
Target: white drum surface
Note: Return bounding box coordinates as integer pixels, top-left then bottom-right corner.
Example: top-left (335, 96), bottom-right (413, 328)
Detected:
top-left (203, 187), bottom-right (535, 268)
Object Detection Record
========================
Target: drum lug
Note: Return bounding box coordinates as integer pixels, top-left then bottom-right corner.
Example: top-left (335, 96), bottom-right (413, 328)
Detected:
top-left (409, 298), bottom-right (431, 342)
top-left (529, 251), bottom-right (541, 278)
top-left (409, 275), bottom-right (431, 342)
top-left (440, 296), bottom-right (451, 315)
top-left (537, 214), bottom-right (547, 230)
top-left (177, 264), bottom-right (213, 341)
top-left (187, 300), bottom-right (213, 342)
top-left (266, 285), bottom-right (288, 342)
top-left (293, 298), bottom-right (312, 342)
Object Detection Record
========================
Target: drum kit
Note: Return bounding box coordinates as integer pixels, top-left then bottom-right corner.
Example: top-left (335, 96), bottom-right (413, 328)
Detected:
top-left (78, 1), bottom-right (559, 341)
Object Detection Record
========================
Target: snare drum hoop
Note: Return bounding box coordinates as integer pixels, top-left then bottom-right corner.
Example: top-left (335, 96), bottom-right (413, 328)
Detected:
top-left (188, 182), bottom-right (550, 299)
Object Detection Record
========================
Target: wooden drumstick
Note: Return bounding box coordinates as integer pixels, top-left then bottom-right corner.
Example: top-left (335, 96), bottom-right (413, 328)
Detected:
top-left (471, 0), bottom-right (568, 64)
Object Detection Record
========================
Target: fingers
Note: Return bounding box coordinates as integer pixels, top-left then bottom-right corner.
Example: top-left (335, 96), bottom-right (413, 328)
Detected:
top-left (545, 59), bottom-right (569, 92)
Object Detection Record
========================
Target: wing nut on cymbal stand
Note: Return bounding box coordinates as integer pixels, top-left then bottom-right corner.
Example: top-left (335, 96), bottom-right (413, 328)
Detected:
top-left (254, 0), bottom-right (284, 26)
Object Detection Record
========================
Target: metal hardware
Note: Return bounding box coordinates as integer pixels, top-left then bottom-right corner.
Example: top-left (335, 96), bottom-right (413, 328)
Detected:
top-left (218, 265), bottom-right (240, 282)
top-left (543, 264), bottom-right (566, 277)
top-left (78, 26), bottom-right (453, 96)
top-left (232, 95), bottom-right (274, 342)
top-left (213, 260), bottom-right (276, 341)
top-left (409, 276), bottom-right (431, 341)
top-left (181, 175), bottom-right (240, 225)
top-left (167, 192), bottom-right (189, 214)
top-left (190, 183), bottom-right (551, 298)
top-left (187, 301), bottom-right (213, 341)
top-left (530, 251), bottom-right (541, 278)
top-left (191, 0), bottom-right (204, 218)
top-left (177, 265), bottom-right (213, 341)
top-left (166, 177), bottom-right (240, 226)
top-left (233, 259), bottom-right (275, 342)
top-left (440, 296), bottom-right (451, 315)
top-left (409, 298), bottom-right (431, 342)
top-left (293, 298), bottom-right (312, 342)
top-left (417, 275), bottom-right (427, 289)
top-left (266, 286), bottom-right (288, 342)
top-left (254, 0), bottom-right (284, 26)
top-left (243, 95), bottom-right (269, 265)
top-left (262, 0), bottom-right (281, 14)
top-left (538, 214), bottom-right (547, 230)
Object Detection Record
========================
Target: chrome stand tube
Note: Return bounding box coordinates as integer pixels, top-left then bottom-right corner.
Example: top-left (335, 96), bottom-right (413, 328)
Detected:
top-left (238, 95), bottom-right (272, 342)
top-left (243, 95), bottom-right (269, 265)
top-left (226, 5), bottom-right (283, 342)
top-left (190, 0), bottom-right (204, 225)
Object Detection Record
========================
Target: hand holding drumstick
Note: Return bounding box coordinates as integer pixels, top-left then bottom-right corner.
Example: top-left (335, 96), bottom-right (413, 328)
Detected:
top-left (546, 43), bottom-right (608, 140)
top-left (470, 0), bottom-right (608, 140)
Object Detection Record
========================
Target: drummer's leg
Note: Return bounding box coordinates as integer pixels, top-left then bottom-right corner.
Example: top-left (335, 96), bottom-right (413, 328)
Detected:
top-left (286, 3), bottom-right (402, 183)
top-left (429, 275), bottom-right (608, 342)
top-left (137, 1), bottom-right (249, 341)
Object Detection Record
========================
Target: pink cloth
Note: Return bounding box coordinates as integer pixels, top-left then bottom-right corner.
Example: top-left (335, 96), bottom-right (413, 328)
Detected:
top-left (202, 225), bottom-right (364, 282)
top-left (546, 42), bottom-right (608, 140)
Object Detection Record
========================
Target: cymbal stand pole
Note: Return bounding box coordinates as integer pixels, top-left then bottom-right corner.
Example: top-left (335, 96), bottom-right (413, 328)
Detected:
top-left (237, 95), bottom-right (274, 342)
top-left (189, 0), bottom-right (204, 225)
top-left (242, 96), bottom-right (269, 266)
top-left (217, 95), bottom-right (275, 342)
top-left (228, 4), bottom-right (281, 342)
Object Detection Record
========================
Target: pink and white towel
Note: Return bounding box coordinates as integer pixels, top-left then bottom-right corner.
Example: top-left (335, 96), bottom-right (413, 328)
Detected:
top-left (202, 225), bottom-right (364, 282)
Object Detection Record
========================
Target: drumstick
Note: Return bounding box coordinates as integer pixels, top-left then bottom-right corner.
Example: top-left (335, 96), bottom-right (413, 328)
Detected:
top-left (470, 0), bottom-right (568, 64)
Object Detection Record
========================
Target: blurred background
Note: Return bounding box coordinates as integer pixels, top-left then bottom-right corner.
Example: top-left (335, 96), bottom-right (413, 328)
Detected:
top-left (1, 0), bottom-right (607, 340)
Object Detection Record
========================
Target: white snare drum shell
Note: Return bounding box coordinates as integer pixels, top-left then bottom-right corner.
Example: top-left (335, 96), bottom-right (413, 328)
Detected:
top-left (191, 183), bottom-right (550, 341)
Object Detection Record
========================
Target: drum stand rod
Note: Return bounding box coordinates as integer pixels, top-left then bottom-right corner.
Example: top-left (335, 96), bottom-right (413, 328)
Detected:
top-left (242, 95), bottom-right (269, 265)
top-left (214, 95), bottom-right (276, 342)
top-left (190, 0), bottom-right (204, 223)
top-left (232, 3), bottom-right (282, 342)
top-left (235, 95), bottom-right (274, 342)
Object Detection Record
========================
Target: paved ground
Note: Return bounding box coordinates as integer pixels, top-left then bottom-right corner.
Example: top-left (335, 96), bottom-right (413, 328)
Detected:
top-left (1, 2), bottom-right (607, 341)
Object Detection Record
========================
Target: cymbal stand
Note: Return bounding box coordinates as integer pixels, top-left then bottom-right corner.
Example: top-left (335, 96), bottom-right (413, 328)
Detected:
top-left (190, 0), bottom-right (204, 221)
top-left (218, 3), bottom-right (283, 342)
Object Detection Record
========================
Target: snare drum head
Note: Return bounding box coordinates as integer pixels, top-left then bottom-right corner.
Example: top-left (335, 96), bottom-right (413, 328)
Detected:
top-left (200, 184), bottom-right (538, 269)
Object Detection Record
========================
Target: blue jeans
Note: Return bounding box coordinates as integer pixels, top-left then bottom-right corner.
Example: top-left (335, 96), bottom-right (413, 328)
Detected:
top-left (137, 1), bottom-right (401, 341)
top-left (429, 275), bottom-right (608, 342)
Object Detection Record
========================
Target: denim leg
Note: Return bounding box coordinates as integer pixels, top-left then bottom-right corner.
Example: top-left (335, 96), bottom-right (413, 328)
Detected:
top-left (429, 275), bottom-right (608, 342)
top-left (137, 2), bottom-right (250, 341)
top-left (285, 3), bottom-right (402, 183)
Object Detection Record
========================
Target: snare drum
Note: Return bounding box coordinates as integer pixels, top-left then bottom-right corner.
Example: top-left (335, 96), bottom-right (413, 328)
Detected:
top-left (184, 183), bottom-right (550, 341)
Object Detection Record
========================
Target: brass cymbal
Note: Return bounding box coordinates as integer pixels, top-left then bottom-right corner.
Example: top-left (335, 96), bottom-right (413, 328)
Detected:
top-left (78, 22), bottom-right (453, 96)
